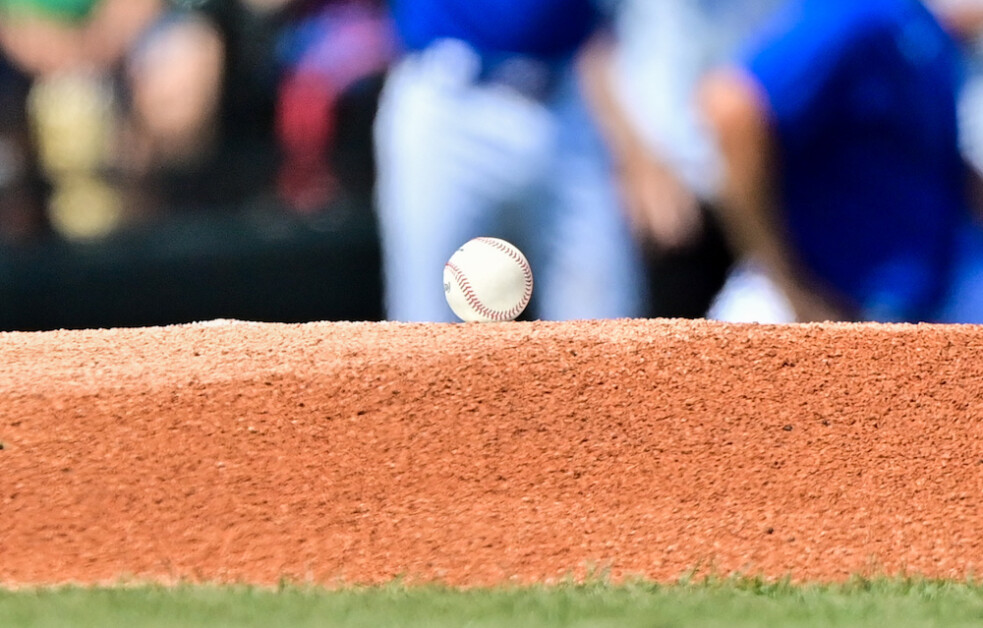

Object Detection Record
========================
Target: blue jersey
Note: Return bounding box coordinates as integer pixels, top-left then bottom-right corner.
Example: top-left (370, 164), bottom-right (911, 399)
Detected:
top-left (743, 0), bottom-right (967, 319)
top-left (391, 0), bottom-right (601, 59)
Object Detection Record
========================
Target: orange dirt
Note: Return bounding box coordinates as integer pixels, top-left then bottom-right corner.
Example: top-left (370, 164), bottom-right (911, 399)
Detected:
top-left (1, 318), bottom-right (982, 587)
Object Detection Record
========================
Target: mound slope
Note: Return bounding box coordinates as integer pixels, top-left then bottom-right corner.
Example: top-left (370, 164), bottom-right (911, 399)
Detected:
top-left (1, 319), bottom-right (982, 586)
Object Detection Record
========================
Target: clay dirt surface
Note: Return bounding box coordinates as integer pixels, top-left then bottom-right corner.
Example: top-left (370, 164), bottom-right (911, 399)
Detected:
top-left (1, 318), bottom-right (982, 587)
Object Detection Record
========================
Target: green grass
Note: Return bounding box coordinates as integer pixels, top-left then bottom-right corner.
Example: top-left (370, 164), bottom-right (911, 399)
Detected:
top-left (3, 577), bottom-right (983, 627)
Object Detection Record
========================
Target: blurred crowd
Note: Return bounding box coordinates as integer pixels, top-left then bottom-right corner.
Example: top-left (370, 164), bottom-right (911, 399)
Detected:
top-left (2, 0), bottom-right (983, 325)
top-left (0, 0), bottom-right (395, 243)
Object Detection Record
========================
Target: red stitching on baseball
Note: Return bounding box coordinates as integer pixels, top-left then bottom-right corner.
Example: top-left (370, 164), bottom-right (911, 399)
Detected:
top-left (475, 238), bottom-right (533, 319)
top-left (445, 239), bottom-right (533, 321)
top-left (445, 262), bottom-right (509, 321)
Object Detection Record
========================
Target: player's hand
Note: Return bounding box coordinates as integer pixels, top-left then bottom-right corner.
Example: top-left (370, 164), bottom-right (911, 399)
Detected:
top-left (782, 280), bottom-right (849, 323)
top-left (617, 143), bottom-right (703, 250)
top-left (576, 36), bottom-right (703, 250)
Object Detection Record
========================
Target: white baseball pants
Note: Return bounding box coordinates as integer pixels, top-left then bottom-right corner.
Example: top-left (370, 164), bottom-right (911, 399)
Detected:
top-left (373, 40), bottom-right (648, 322)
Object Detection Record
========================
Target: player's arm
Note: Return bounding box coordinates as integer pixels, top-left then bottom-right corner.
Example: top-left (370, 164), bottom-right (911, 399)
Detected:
top-left (578, 34), bottom-right (702, 249)
top-left (930, 0), bottom-right (983, 40)
top-left (929, 2), bottom-right (983, 218)
top-left (700, 68), bottom-right (844, 322)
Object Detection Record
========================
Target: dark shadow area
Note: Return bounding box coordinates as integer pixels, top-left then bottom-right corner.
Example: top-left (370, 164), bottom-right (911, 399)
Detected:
top-left (0, 198), bottom-right (383, 331)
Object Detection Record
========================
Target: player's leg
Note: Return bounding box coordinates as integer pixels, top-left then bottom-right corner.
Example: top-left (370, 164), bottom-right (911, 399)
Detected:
top-left (707, 259), bottom-right (796, 323)
top-left (526, 67), bottom-right (649, 320)
top-left (373, 42), bottom-right (551, 322)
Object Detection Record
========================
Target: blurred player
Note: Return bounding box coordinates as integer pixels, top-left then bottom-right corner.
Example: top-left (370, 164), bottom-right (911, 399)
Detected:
top-left (581, 0), bottom-right (789, 321)
top-left (374, 0), bottom-right (648, 322)
top-left (931, 0), bottom-right (983, 178)
top-left (702, 0), bottom-right (983, 323)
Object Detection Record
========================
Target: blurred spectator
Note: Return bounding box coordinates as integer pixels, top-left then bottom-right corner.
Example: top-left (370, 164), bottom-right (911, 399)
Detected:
top-left (126, 0), bottom-right (394, 215)
top-left (0, 0), bottom-right (164, 240)
top-left (124, 11), bottom-right (224, 175)
top-left (0, 0), bottom-right (161, 73)
top-left (122, 0), bottom-right (278, 215)
top-left (701, 0), bottom-right (983, 323)
top-left (581, 0), bottom-right (787, 320)
top-left (0, 0), bottom-right (395, 244)
top-left (274, 0), bottom-right (395, 212)
top-left (374, 0), bottom-right (648, 322)
top-left (0, 49), bottom-right (46, 245)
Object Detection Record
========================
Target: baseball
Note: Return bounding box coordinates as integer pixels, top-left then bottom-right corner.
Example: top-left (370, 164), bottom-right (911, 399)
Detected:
top-left (443, 237), bottom-right (533, 322)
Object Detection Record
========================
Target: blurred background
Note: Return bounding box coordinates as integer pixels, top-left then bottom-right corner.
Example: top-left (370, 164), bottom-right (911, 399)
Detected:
top-left (0, 0), bottom-right (394, 330)
top-left (0, 0), bottom-right (980, 330)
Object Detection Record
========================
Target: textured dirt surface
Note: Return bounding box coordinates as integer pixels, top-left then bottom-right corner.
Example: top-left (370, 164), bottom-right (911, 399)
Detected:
top-left (2, 318), bottom-right (983, 587)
